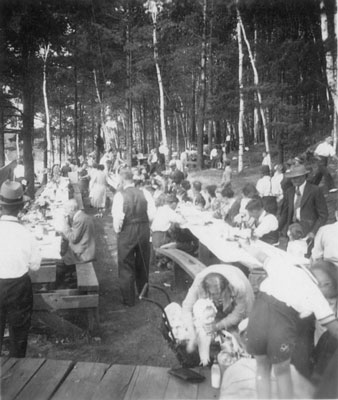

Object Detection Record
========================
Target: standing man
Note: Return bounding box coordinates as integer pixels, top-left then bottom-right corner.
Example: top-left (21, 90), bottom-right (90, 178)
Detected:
top-left (0, 180), bottom-right (41, 357)
top-left (112, 167), bottom-right (156, 306)
top-left (312, 135), bottom-right (338, 191)
top-left (279, 164), bottom-right (328, 244)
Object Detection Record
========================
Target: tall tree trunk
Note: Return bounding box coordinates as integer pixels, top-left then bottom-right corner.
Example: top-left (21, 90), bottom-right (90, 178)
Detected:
top-left (78, 102), bottom-right (83, 157)
top-left (320, 0), bottom-right (338, 149)
top-left (196, 0), bottom-right (207, 169)
top-left (142, 97), bottom-right (147, 154)
top-left (42, 44), bottom-right (52, 171)
top-left (191, 72), bottom-right (197, 144)
top-left (237, 8), bottom-right (244, 173)
top-left (253, 25), bottom-right (259, 145)
top-left (126, 16), bottom-right (133, 166)
top-left (239, 13), bottom-right (271, 168)
top-left (152, 18), bottom-right (168, 161)
top-left (59, 104), bottom-right (62, 165)
top-left (22, 39), bottom-right (35, 198)
top-left (0, 109), bottom-right (4, 167)
top-left (74, 63), bottom-right (78, 158)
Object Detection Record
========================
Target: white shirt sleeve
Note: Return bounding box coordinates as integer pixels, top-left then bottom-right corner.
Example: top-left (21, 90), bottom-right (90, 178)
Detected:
top-left (311, 227), bottom-right (324, 261)
top-left (28, 234), bottom-right (42, 271)
top-left (111, 192), bottom-right (125, 234)
top-left (143, 189), bottom-right (156, 223)
top-left (254, 214), bottom-right (278, 238)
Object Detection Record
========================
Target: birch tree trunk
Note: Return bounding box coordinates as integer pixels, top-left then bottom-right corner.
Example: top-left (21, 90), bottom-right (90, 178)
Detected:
top-left (320, 0), bottom-right (338, 149)
top-left (196, 0), bottom-right (207, 169)
top-left (126, 14), bottom-right (133, 166)
top-left (237, 9), bottom-right (244, 173)
top-left (253, 25), bottom-right (259, 145)
top-left (152, 18), bottom-right (168, 160)
top-left (42, 43), bottom-right (52, 171)
top-left (239, 14), bottom-right (271, 168)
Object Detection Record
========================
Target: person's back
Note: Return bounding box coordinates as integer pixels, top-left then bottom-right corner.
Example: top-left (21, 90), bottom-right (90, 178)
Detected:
top-left (122, 187), bottom-right (149, 226)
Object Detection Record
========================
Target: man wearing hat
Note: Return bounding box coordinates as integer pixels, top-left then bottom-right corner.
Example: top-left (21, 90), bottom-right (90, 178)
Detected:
top-left (279, 165), bottom-right (328, 243)
top-left (313, 136), bottom-right (338, 191)
top-left (0, 180), bottom-right (41, 357)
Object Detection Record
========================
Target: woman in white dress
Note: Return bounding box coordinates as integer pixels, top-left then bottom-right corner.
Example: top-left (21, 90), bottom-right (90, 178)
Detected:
top-left (89, 164), bottom-right (107, 217)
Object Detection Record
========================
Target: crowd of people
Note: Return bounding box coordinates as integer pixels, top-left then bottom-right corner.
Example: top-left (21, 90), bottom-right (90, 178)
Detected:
top-left (1, 135), bottom-right (338, 398)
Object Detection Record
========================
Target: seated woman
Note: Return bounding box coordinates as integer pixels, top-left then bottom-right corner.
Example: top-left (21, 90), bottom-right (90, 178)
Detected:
top-left (245, 196), bottom-right (279, 245)
top-left (212, 185), bottom-right (237, 220)
top-left (182, 264), bottom-right (255, 334)
top-left (232, 183), bottom-right (259, 227)
top-left (194, 192), bottom-right (206, 211)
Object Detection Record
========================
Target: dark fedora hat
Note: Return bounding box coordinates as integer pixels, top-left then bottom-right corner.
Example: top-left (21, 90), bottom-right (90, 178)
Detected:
top-left (0, 180), bottom-right (31, 206)
top-left (284, 165), bottom-right (309, 179)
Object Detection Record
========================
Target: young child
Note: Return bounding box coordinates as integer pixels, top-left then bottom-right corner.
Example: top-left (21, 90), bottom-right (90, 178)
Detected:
top-left (286, 223), bottom-right (308, 258)
top-left (151, 194), bottom-right (184, 250)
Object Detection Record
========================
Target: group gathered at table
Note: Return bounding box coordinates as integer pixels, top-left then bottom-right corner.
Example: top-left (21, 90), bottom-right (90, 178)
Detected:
top-left (2, 143), bottom-right (338, 399)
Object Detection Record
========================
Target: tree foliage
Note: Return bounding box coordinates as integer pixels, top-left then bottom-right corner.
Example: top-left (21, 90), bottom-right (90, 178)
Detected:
top-left (0, 0), bottom-right (337, 181)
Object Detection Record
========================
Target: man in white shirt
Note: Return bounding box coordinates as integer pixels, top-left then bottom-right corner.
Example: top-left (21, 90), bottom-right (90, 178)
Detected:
top-left (13, 159), bottom-right (25, 180)
top-left (313, 136), bottom-right (338, 191)
top-left (261, 151), bottom-right (271, 168)
top-left (245, 197), bottom-right (279, 244)
top-left (210, 146), bottom-right (218, 168)
top-left (0, 180), bottom-right (41, 357)
top-left (112, 167), bottom-right (156, 306)
top-left (256, 165), bottom-right (272, 198)
top-left (312, 200), bottom-right (338, 267)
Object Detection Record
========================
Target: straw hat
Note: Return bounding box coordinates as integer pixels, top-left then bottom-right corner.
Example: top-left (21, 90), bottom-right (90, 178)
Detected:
top-left (0, 180), bottom-right (30, 206)
top-left (284, 165), bottom-right (309, 178)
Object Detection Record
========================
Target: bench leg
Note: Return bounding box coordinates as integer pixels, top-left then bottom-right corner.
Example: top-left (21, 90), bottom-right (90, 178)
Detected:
top-left (87, 308), bottom-right (100, 333)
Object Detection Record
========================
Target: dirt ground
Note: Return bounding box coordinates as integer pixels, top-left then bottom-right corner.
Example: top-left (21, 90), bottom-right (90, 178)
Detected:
top-left (20, 203), bottom-right (189, 367)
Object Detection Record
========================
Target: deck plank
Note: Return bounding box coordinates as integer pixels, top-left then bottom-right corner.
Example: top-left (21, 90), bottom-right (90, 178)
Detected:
top-left (164, 371), bottom-right (199, 399)
top-left (0, 358), bottom-right (18, 378)
top-left (0, 357), bottom-right (9, 367)
top-left (52, 361), bottom-right (109, 400)
top-left (1, 358), bottom-right (45, 400)
top-left (124, 365), bottom-right (170, 400)
top-left (15, 359), bottom-right (74, 400)
top-left (196, 367), bottom-right (219, 400)
top-left (91, 364), bottom-right (136, 400)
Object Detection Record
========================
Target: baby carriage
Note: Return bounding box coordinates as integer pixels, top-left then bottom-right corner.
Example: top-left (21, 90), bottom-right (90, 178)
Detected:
top-left (139, 283), bottom-right (200, 368)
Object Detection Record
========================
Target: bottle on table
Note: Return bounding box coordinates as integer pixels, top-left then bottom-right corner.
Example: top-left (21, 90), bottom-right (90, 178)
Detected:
top-left (211, 358), bottom-right (221, 389)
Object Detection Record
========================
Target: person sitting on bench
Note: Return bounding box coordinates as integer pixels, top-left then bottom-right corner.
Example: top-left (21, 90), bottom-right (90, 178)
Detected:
top-left (59, 199), bottom-right (96, 266)
top-left (245, 196), bottom-right (279, 245)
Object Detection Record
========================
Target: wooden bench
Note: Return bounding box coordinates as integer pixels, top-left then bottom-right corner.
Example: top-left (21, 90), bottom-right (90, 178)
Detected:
top-left (76, 262), bottom-right (100, 331)
top-left (155, 248), bottom-right (206, 289)
top-left (32, 261), bottom-right (99, 334)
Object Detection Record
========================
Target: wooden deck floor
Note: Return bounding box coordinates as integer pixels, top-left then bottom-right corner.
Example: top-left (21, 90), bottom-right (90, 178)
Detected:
top-left (0, 357), bottom-right (219, 400)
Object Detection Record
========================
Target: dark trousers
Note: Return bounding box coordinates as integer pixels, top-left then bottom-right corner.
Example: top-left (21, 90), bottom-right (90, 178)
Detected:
top-left (312, 158), bottom-right (334, 190)
top-left (117, 223), bottom-right (150, 306)
top-left (0, 274), bottom-right (33, 357)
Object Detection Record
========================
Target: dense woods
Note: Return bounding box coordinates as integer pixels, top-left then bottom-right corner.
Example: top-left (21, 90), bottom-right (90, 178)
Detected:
top-left (0, 0), bottom-right (337, 196)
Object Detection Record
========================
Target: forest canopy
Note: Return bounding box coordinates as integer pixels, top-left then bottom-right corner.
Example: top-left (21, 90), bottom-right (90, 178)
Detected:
top-left (0, 0), bottom-right (337, 196)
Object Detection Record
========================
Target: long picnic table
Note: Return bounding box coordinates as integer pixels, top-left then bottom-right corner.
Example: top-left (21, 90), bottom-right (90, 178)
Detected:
top-left (177, 204), bottom-right (309, 269)
top-left (0, 357), bottom-right (219, 400)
